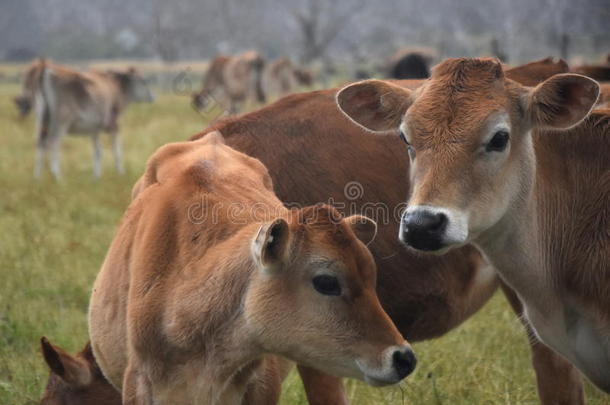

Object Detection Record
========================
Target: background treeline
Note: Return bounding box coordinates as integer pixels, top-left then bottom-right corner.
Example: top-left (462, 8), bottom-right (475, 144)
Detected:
top-left (1, 0), bottom-right (608, 64)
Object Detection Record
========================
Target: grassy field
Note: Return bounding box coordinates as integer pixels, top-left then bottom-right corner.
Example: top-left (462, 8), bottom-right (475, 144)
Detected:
top-left (0, 81), bottom-right (606, 405)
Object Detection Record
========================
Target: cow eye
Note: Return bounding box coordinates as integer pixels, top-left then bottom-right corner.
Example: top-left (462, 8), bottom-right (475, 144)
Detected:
top-left (486, 130), bottom-right (510, 152)
top-left (312, 275), bottom-right (341, 296)
top-left (399, 131), bottom-right (416, 159)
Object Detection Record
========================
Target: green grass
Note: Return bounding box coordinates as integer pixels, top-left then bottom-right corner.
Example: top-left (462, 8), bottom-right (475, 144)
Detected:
top-left (0, 82), bottom-right (606, 405)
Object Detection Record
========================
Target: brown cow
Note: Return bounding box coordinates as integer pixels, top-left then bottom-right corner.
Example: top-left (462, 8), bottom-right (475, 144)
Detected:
top-left (192, 51), bottom-right (266, 114)
top-left (573, 64), bottom-right (610, 81)
top-left (503, 56), bottom-right (569, 86)
top-left (336, 57), bottom-right (610, 393)
top-left (27, 60), bottom-right (153, 179)
top-left (262, 57), bottom-right (313, 100)
top-left (88, 133), bottom-right (414, 405)
top-left (39, 337), bottom-right (121, 405)
top-left (386, 48), bottom-right (436, 79)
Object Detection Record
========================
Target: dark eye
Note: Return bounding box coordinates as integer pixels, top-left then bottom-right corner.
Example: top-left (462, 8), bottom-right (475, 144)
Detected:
top-left (399, 131), bottom-right (416, 159)
top-left (312, 275), bottom-right (341, 296)
top-left (486, 130), bottom-right (510, 152)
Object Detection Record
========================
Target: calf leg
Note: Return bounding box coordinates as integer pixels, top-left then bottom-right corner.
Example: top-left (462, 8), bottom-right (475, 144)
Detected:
top-left (122, 363), bottom-right (154, 405)
top-left (110, 131), bottom-right (125, 174)
top-left (48, 135), bottom-right (64, 181)
top-left (298, 365), bottom-right (349, 405)
top-left (501, 284), bottom-right (584, 405)
top-left (92, 133), bottom-right (103, 178)
top-left (34, 140), bottom-right (46, 179)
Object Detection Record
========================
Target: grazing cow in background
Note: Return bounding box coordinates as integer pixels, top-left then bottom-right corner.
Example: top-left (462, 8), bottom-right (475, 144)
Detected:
top-left (89, 133), bottom-right (414, 405)
top-left (262, 57), bottom-right (314, 100)
top-left (188, 58), bottom-right (586, 405)
top-left (386, 48), bottom-right (436, 79)
top-left (29, 60), bottom-right (153, 179)
top-left (39, 337), bottom-right (121, 405)
top-left (192, 51), bottom-right (266, 114)
top-left (336, 58), bottom-right (610, 392)
top-left (191, 54), bottom-right (230, 110)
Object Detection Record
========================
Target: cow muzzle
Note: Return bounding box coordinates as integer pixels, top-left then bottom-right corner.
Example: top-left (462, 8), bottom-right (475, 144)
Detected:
top-left (400, 205), bottom-right (468, 252)
top-left (357, 344), bottom-right (417, 386)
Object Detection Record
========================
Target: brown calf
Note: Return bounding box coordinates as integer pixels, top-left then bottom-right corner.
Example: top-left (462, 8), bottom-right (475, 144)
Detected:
top-left (39, 337), bottom-right (121, 405)
top-left (337, 57), bottom-right (610, 392)
top-left (192, 51), bottom-right (266, 114)
top-left (88, 134), bottom-right (413, 405)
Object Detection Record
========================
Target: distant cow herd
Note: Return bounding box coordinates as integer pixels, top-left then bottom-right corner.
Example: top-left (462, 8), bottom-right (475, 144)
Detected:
top-left (12, 52), bottom-right (610, 405)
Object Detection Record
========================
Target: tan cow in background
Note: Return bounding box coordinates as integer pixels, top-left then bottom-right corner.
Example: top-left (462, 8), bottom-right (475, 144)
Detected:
top-left (23, 59), bottom-right (153, 179)
top-left (192, 51), bottom-right (266, 114)
top-left (262, 57), bottom-right (314, 100)
top-left (89, 133), bottom-right (414, 405)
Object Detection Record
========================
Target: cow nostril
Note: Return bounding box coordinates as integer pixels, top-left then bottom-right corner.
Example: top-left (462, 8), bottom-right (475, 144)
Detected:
top-left (430, 212), bottom-right (447, 231)
top-left (392, 348), bottom-right (417, 379)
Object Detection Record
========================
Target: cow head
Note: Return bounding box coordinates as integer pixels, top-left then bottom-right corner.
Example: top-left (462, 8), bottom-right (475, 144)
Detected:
top-left (39, 337), bottom-right (120, 405)
top-left (336, 58), bottom-right (599, 253)
top-left (14, 95), bottom-right (32, 118)
top-left (246, 205), bottom-right (415, 386)
top-left (110, 67), bottom-right (154, 103)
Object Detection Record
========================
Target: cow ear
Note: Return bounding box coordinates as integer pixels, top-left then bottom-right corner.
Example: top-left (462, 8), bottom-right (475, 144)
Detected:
top-left (251, 219), bottom-right (290, 272)
top-left (344, 215), bottom-right (377, 246)
top-left (528, 73), bottom-right (599, 129)
top-left (41, 337), bottom-right (92, 387)
top-left (336, 79), bottom-right (413, 133)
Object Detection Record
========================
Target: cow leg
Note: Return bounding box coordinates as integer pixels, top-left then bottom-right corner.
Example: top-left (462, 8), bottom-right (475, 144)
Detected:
top-left (48, 126), bottom-right (65, 181)
top-left (122, 362), bottom-right (154, 405)
top-left (92, 133), bottom-right (103, 178)
top-left (298, 365), bottom-right (349, 405)
top-left (501, 284), bottom-right (584, 405)
top-left (34, 139), bottom-right (46, 179)
top-left (110, 131), bottom-right (125, 174)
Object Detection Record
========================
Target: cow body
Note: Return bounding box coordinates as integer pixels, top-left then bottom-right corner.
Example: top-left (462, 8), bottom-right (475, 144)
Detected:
top-left (192, 51), bottom-right (266, 114)
top-left (386, 48), bottom-right (436, 79)
top-left (27, 60), bottom-right (152, 179)
top-left (89, 134), bottom-right (413, 405)
top-left (337, 58), bottom-right (610, 392)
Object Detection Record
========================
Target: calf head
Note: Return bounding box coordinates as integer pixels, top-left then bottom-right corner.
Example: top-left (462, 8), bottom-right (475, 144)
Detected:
top-left (109, 67), bottom-right (154, 103)
top-left (336, 58), bottom-right (599, 253)
top-left (246, 204), bottom-right (415, 386)
top-left (39, 337), bottom-right (120, 405)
